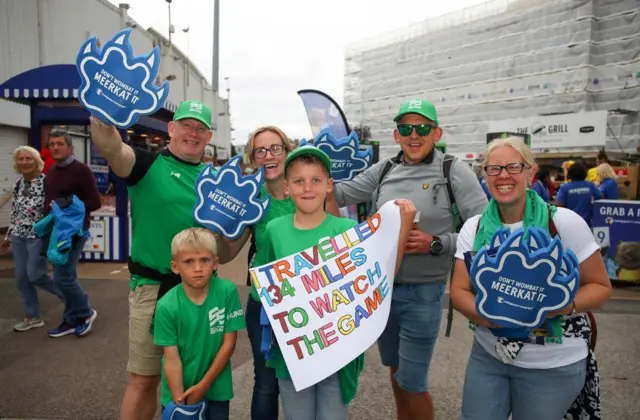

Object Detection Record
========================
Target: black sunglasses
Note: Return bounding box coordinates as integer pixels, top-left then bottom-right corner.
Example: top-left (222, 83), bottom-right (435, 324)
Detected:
top-left (397, 124), bottom-right (437, 137)
top-left (484, 162), bottom-right (529, 176)
top-left (253, 144), bottom-right (285, 159)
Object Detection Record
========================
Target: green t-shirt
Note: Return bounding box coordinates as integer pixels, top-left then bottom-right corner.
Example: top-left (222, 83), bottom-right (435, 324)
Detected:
top-left (262, 213), bottom-right (365, 405)
top-left (154, 276), bottom-right (246, 406)
top-left (249, 185), bottom-right (296, 301)
top-left (126, 149), bottom-right (214, 290)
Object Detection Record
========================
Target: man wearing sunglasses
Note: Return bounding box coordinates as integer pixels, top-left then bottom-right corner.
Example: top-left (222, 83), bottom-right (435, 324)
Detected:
top-left (329, 99), bottom-right (488, 420)
top-left (89, 100), bottom-right (249, 420)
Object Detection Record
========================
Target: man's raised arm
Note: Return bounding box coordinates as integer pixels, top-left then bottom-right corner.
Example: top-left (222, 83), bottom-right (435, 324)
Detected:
top-left (89, 117), bottom-right (137, 179)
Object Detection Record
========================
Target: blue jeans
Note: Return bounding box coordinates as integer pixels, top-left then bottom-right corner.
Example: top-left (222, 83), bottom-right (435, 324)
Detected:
top-left (161, 400), bottom-right (229, 420)
top-left (462, 340), bottom-right (586, 420)
top-left (11, 236), bottom-right (63, 318)
top-left (377, 282), bottom-right (445, 393)
top-left (278, 373), bottom-right (347, 420)
top-left (52, 236), bottom-right (93, 325)
top-left (246, 297), bottom-right (279, 420)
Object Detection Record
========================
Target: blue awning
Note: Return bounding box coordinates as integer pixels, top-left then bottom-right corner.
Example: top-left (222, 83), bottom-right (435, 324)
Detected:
top-left (0, 64), bottom-right (178, 113)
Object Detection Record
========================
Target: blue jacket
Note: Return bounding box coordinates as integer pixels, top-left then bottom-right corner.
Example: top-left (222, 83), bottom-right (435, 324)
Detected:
top-left (34, 195), bottom-right (89, 266)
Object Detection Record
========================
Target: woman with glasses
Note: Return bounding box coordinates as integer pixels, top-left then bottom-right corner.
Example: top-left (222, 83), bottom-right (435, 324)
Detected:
top-left (1, 146), bottom-right (63, 332)
top-left (451, 137), bottom-right (611, 420)
top-left (242, 126), bottom-right (295, 420)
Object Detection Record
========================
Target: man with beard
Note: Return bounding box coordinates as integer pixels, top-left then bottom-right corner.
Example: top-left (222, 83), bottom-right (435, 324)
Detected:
top-left (89, 100), bottom-right (248, 420)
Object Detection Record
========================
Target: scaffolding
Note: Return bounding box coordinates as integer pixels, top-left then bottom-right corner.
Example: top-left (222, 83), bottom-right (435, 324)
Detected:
top-left (344, 0), bottom-right (640, 160)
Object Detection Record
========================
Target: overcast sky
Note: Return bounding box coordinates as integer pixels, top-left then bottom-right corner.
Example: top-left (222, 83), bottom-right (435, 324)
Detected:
top-left (109, 0), bottom-right (484, 144)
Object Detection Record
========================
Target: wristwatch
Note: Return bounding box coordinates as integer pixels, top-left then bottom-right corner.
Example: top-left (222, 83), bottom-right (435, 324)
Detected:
top-left (430, 236), bottom-right (444, 255)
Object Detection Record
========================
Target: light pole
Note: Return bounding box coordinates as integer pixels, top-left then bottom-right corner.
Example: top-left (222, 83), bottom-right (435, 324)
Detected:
top-left (212, 0), bottom-right (220, 93)
top-left (183, 26), bottom-right (190, 90)
top-left (166, 0), bottom-right (174, 56)
top-left (182, 26), bottom-right (190, 63)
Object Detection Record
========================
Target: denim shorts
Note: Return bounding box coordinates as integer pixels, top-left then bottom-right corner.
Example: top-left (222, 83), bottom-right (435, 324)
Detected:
top-left (377, 282), bottom-right (445, 393)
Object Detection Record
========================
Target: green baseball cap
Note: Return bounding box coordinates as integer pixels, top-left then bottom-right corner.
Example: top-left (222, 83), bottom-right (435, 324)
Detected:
top-left (173, 100), bottom-right (212, 129)
top-left (393, 99), bottom-right (439, 125)
top-left (284, 145), bottom-right (332, 176)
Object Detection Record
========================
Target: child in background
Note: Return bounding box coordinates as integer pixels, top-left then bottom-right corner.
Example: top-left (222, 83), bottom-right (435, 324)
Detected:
top-left (261, 145), bottom-right (417, 419)
top-left (154, 228), bottom-right (246, 420)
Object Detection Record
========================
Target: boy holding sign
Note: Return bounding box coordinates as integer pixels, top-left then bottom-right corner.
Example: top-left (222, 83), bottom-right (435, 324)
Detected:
top-left (153, 228), bottom-right (246, 420)
top-left (260, 146), bottom-right (416, 419)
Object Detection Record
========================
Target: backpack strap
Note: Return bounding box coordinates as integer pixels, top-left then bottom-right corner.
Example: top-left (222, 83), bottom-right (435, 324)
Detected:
top-left (377, 158), bottom-right (395, 185)
top-left (443, 154), bottom-right (457, 209)
top-left (547, 207), bottom-right (558, 238)
top-left (14, 178), bottom-right (21, 197)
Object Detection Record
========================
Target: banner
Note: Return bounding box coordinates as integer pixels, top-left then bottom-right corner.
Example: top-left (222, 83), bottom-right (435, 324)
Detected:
top-left (250, 201), bottom-right (401, 391)
top-left (297, 89), bottom-right (350, 138)
top-left (593, 199), bottom-right (640, 283)
top-left (487, 111), bottom-right (607, 150)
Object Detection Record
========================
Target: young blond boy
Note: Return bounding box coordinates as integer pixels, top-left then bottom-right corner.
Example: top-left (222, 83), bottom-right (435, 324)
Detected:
top-left (261, 146), bottom-right (416, 419)
top-left (154, 228), bottom-right (246, 420)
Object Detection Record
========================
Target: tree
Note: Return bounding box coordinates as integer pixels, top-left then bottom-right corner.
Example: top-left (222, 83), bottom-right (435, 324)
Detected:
top-left (352, 125), bottom-right (371, 141)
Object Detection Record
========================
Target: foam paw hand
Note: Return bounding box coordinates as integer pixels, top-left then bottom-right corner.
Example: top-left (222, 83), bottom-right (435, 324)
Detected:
top-left (470, 227), bottom-right (580, 330)
top-left (193, 155), bottom-right (270, 240)
top-left (161, 400), bottom-right (206, 420)
top-left (299, 129), bottom-right (372, 182)
top-left (77, 28), bottom-right (169, 129)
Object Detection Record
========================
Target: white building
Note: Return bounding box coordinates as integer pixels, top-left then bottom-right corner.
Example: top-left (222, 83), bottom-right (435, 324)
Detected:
top-left (344, 0), bottom-right (640, 160)
top-left (0, 0), bottom-right (230, 260)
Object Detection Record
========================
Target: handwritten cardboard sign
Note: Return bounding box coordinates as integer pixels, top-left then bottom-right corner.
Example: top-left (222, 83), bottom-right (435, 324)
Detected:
top-left (193, 155), bottom-right (270, 240)
top-left (77, 28), bottom-right (169, 128)
top-left (471, 227), bottom-right (580, 331)
top-left (249, 201), bottom-right (401, 391)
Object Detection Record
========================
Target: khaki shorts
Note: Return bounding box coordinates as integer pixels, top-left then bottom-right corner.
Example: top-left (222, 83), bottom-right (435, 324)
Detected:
top-left (127, 284), bottom-right (163, 376)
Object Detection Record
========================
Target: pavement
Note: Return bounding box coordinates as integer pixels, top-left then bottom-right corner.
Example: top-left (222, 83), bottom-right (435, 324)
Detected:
top-left (0, 248), bottom-right (639, 420)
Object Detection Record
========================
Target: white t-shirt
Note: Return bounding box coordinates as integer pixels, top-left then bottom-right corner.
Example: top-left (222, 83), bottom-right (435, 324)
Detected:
top-left (455, 207), bottom-right (600, 369)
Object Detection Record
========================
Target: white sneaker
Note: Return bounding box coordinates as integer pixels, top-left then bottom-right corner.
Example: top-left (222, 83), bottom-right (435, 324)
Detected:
top-left (14, 317), bottom-right (45, 332)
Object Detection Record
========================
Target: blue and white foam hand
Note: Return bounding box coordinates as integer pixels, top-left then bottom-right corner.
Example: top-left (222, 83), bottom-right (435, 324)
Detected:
top-left (299, 129), bottom-right (373, 182)
top-left (77, 28), bottom-right (169, 129)
top-left (193, 155), bottom-right (270, 240)
top-left (470, 227), bottom-right (580, 330)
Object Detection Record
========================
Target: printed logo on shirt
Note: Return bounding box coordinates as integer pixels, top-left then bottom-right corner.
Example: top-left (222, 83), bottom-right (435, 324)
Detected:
top-left (170, 171), bottom-right (181, 179)
top-left (227, 309), bottom-right (243, 320)
top-left (208, 307), bottom-right (225, 334)
top-left (568, 187), bottom-right (590, 194)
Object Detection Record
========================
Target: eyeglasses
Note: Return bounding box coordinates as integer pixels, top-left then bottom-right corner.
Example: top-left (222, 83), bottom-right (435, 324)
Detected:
top-left (484, 162), bottom-right (530, 176)
top-left (397, 124), bottom-right (437, 137)
top-left (253, 144), bottom-right (285, 159)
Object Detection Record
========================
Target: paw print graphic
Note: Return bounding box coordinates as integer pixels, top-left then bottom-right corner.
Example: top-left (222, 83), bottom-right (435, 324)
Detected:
top-left (77, 28), bottom-right (169, 128)
top-left (470, 227), bottom-right (580, 329)
top-left (299, 129), bottom-right (373, 182)
top-left (193, 155), bottom-right (270, 240)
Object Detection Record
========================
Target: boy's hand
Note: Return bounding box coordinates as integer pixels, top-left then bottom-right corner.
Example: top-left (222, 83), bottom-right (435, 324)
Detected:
top-left (178, 382), bottom-right (207, 405)
top-left (394, 199), bottom-right (417, 223)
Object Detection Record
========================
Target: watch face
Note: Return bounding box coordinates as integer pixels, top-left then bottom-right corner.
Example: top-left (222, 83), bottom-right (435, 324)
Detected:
top-left (431, 240), bottom-right (443, 254)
